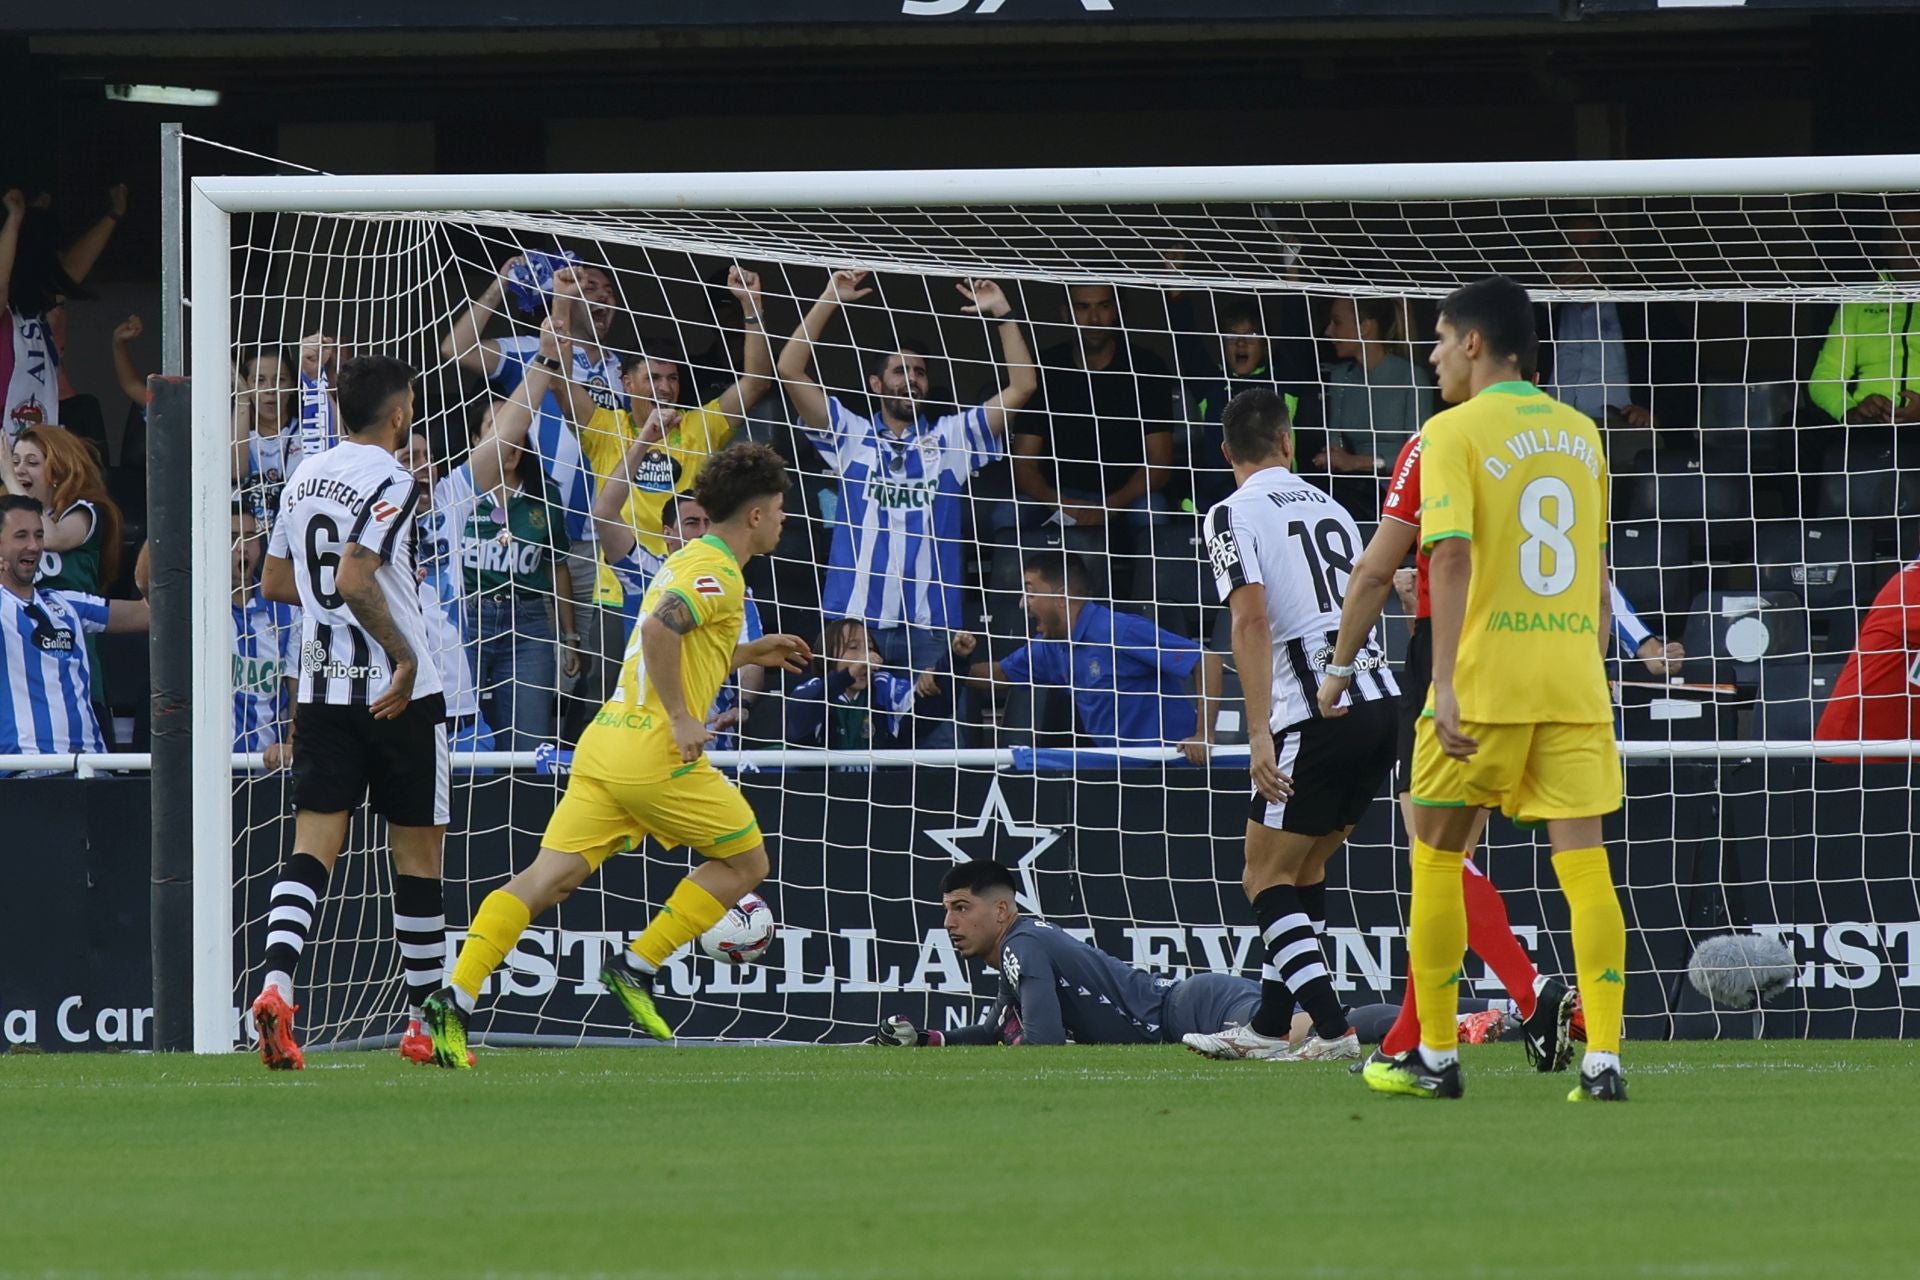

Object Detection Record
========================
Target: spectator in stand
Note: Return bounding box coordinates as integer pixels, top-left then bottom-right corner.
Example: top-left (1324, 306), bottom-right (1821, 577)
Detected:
top-left (442, 255), bottom-right (624, 729)
top-left (1014, 282), bottom-right (1179, 542)
top-left (592, 460), bottom-right (765, 752)
top-left (108, 314), bottom-right (150, 477)
top-left (398, 428), bottom-right (496, 756)
top-left (110, 314), bottom-right (147, 405)
top-left (786, 617), bottom-right (978, 753)
top-left (565, 266), bottom-right (774, 670)
top-left (1319, 297), bottom-right (1437, 507)
top-left (780, 270), bottom-right (1037, 749)
top-left (136, 505), bottom-right (298, 768)
top-left (231, 344), bottom-right (300, 524)
top-left (226, 506), bottom-right (297, 768)
top-left (2, 423), bottom-right (122, 596)
top-left (1609, 583), bottom-right (1685, 678)
top-left (3, 421), bottom-right (125, 726)
top-left (230, 334), bottom-right (346, 523)
top-left (1537, 210), bottom-right (1697, 435)
top-left (1816, 558), bottom-right (1920, 762)
top-left (0, 494), bottom-right (148, 768)
top-left (965, 552), bottom-right (1214, 756)
top-left (431, 318), bottom-right (581, 752)
top-left (0, 185), bottom-right (127, 442)
top-left (1171, 293), bottom-right (1323, 517)
top-left (1808, 204), bottom-right (1920, 429)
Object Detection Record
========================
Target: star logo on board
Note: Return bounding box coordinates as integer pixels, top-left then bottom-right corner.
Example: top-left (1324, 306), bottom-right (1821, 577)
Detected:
top-left (923, 777), bottom-right (1063, 914)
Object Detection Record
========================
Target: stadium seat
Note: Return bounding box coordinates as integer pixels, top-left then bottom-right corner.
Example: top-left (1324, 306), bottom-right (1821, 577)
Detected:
top-left (1611, 519), bottom-right (1700, 624)
top-left (1652, 454), bottom-right (1707, 521)
top-left (1145, 519), bottom-right (1208, 641)
top-left (97, 630), bottom-right (150, 751)
top-left (1700, 447), bottom-right (1756, 563)
top-left (1676, 589), bottom-right (1810, 689)
top-left (1752, 519), bottom-right (1890, 656)
top-left (1745, 658), bottom-right (1814, 741)
top-left (1611, 470), bottom-right (1657, 523)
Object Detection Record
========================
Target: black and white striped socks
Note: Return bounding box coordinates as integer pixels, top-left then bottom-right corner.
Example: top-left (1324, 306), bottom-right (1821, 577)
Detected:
top-left (261, 853), bottom-right (331, 1006)
top-left (1252, 882), bottom-right (1348, 1041)
top-left (393, 875), bottom-right (447, 1022)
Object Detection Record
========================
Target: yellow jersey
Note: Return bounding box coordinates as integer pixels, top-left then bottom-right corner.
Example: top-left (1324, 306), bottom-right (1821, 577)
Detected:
top-left (572, 534), bottom-right (747, 783)
top-left (1418, 381), bottom-right (1612, 726)
top-left (578, 399), bottom-right (736, 608)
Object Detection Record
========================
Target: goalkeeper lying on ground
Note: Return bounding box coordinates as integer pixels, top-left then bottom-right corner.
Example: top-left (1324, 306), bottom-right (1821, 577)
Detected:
top-left (879, 859), bottom-right (1504, 1050)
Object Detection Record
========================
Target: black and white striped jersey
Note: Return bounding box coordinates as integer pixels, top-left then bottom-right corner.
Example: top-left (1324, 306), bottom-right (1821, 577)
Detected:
top-left (1203, 464), bottom-right (1398, 733)
top-left (268, 440), bottom-right (444, 708)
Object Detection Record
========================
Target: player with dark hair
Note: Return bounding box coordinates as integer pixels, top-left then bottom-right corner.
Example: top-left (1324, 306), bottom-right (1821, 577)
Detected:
top-left (1318, 421), bottom-right (1582, 1074)
top-left (424, 443), bottom-right (813, 1066)
top-left (252, 354), bottom-right (450, 1070)
top-left (1184, 387), bottom-right (1399, 1064)
top-left (880, 860), bottom-right (1512, 1049)
top-left (878, 861), bottom-right (1263, 1047)
top-left (1365, 275), bottom-right (1628, 1102)
top-left (965, 550), bottom-right (1211, 753)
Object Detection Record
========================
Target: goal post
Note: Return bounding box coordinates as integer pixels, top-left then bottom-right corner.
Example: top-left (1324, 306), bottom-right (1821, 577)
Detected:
top-left (183, 154), bottom-right (1920, 1053)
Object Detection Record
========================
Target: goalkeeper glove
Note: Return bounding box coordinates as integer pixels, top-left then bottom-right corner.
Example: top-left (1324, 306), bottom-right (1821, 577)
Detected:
top-left (874, 1016), bottom-right (942, 1047)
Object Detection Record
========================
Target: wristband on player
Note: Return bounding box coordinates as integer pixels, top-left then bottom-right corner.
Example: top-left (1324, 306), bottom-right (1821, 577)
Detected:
top-left (1323, 661), bottom-right (1355, 678)
top-left (533, 354), bottom-right (563, 372)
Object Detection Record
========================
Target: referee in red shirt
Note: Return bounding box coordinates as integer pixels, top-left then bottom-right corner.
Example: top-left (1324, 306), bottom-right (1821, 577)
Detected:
top-left (1815, 560), bottom-right (1920, 761)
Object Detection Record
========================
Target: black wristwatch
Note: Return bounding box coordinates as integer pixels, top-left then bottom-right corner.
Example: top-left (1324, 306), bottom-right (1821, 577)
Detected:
top-left (533, 355), bottom-right (563, 372)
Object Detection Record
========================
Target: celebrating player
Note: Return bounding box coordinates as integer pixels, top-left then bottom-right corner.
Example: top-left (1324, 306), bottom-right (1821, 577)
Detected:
top-left (1364, 275), bottom-right (1628, 1103)
top-left (252, 356), bottom-right (450, 1071)
top-left (1317, 432), bottom-right (1582, 1074)
top-left (423, 443), bottom-right (811, 1067)
top-left (1182, 387), bottom-right (1399, 1063)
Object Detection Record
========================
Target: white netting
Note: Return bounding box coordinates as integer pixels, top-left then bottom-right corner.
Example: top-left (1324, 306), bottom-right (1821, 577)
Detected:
top-left (220, 186), bottom-right (1920, 1049)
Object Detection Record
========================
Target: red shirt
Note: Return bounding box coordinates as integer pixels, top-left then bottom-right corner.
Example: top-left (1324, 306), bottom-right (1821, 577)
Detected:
top-left (1816, 561), bottom-right (1920, 760)
top-left (1379, 433), bottom-right (1429, 619)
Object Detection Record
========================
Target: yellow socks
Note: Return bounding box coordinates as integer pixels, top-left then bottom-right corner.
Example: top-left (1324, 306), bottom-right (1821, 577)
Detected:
top-left (451, 890), bottom-right (533, 1003)
top-left (1409, 839), bottom-right (1469, 1054)
top-left (1552, 846), bottom-right (1627, 1056)
top-left (631, 879), bottom-right (728, 971)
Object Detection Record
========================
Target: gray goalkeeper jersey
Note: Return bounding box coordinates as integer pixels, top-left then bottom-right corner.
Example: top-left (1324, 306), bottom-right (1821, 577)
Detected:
top-left (950, 918), bottom-right (1177, 1046)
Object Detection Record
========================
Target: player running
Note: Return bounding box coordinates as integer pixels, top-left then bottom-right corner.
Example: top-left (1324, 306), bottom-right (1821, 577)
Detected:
top-left (1364, 275), bottom-right (1629, 1103)
top-left (1182, 387), bottom-right (1398, 1064)
top-left (251, 355), bottom-right (450, 1071)
top-left (1317, 430), bottom-right (1582, 1075)
top-left (423, 443), bottom-right (810, 1067)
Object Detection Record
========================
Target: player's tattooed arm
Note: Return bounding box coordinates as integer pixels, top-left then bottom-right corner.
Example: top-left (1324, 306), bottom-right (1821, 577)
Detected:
top-left (338, 543), bottom-right (418, 671)
top-left (641, 590), bottom-right (709, 760)
top-left (651, 591), bottom-right (699, 635)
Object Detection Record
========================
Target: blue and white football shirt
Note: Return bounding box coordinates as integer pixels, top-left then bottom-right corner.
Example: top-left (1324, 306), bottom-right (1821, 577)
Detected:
top-left (231, 587), bottom-right (297, 753)
top-left (491, 338), bottom-right (623, 546)
top-left (805, 396), bottom-right (999, 631)
top-left (0, 586), bottom-right (108, 755)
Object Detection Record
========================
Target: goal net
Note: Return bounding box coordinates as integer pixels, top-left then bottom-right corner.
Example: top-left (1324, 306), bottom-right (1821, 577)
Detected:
top-left (190, 159), bottom-right (1920, 1053)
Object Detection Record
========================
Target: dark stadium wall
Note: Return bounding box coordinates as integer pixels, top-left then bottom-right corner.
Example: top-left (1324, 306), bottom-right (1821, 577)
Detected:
top-left (5, 765), bottom-right (1916, 1052)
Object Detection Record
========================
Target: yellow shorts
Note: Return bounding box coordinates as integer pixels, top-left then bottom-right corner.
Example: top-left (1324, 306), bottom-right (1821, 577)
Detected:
top-left (540, 761), bottom-right (763, 868)
top-left (1409, 716), bottom-right (1622, 822)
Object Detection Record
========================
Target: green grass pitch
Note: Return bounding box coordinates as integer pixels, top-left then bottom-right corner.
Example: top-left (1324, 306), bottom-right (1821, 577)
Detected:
top-left (3, 1040), bottom-right (1914, 1279)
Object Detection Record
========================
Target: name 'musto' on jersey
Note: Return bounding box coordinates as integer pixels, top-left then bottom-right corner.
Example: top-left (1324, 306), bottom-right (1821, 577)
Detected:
top-left (1417, 381), bottom-right (1612, 726)
top-left (1203, 465), bottom-right (1397, 732)
top-left (269, 440), bottom-right (443, 707)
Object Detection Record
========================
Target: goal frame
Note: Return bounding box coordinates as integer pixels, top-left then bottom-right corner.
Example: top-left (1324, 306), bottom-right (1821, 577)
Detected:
top-left (184, 152), bottom-right (1920, 1052)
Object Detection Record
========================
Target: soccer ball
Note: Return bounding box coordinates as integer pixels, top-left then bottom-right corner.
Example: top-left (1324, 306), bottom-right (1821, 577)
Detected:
top-left (698, 893), bottom-right (776, 965)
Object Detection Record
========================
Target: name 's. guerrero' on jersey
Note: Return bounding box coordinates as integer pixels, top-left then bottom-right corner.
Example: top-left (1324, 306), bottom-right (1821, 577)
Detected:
top-left (1203, 465), bottom-right (1398, 732)
top-left (268, 440), bottom-right (444, 708)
